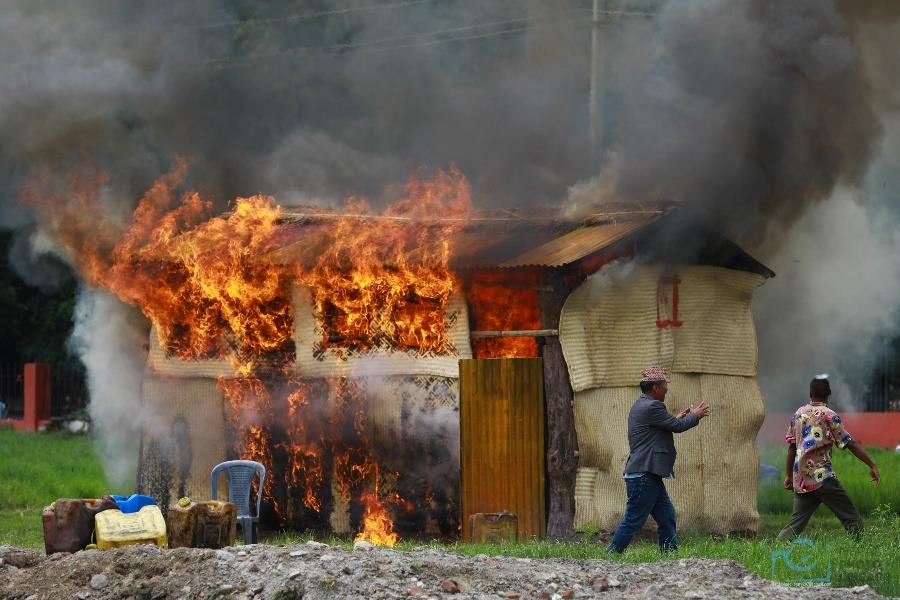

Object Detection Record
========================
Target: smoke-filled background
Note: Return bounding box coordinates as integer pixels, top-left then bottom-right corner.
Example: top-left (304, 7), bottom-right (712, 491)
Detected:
top-left (565, 0), bottom-right (900, 412)
top-left (2, 0), bottom-right (900, 484)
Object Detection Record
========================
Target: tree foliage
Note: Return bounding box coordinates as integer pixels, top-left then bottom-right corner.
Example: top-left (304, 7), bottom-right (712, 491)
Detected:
top-left (0, 231), bottom-right (79, 365)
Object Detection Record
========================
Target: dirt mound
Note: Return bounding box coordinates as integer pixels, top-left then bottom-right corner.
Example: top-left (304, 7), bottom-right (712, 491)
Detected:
top-left (0, 543), bottom-right (884, 599)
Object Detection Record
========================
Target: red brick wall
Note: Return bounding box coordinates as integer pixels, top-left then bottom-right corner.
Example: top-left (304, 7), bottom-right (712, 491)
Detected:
top-left (759, 412), bottom-right (900, 449)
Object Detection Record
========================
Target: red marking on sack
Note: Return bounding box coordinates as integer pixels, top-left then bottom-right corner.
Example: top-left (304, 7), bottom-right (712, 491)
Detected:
top-left (656, 276), bottom-right (683, 329)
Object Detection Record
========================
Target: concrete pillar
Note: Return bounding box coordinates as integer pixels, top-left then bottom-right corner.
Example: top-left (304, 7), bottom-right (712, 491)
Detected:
top-left (22, 363), bottom-right (51, 431)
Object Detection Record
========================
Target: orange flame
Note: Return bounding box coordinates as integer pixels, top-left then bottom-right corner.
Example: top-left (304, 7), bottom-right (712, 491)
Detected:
top-left (468, 274), bottom-right (541, 358)
top-left (19, 160), bottom-right (293, 371)
top-left (355, 491), bottom-right (399, 547)
top-left (297, 167), bottom-right (469, 357)
top-left (219, 378), bottom-right (281, 516)
top-left (20, 159), bottom-right (469, 535)
top-left (354, 463), bottom-right (399, 547)
top-left (281, 380), bottom-right (324, 513)
top-left (20, 161), bottom-right (469, 369)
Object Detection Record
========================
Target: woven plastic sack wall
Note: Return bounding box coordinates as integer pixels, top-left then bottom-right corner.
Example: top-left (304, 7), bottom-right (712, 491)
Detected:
top-left (564, 264), bottom-right (767, 534)
top-left (670, 266), bottom-right (766, 376)
top-left (146, 286), bottom-right (472, 380)
top-left (145, 326), bottom-right (238, 378)
top-left (573, 374), bottom-right (764, 535)
top-left (293, 286), bottom-right (472, 379)
top-left (139, 375), bottom-right (228, 513)
top-left (560, 265), bottom-right (673, 392)
top-left (560, 265), bottom-right (766, 391)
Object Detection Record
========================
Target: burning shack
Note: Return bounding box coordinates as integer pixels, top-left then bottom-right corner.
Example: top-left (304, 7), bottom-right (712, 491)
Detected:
top-left (136, 180), bottom-right (774, 541)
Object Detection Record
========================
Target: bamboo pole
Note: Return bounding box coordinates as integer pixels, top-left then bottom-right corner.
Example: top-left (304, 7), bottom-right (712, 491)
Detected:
top-left (469, 329), bottom-right (559, 338)
top-left (471, 283), bottom-right (554, 292)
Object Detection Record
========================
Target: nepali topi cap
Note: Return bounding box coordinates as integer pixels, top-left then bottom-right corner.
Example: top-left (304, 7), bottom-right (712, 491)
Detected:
top-left (640, 367), bottom-right (669, 383)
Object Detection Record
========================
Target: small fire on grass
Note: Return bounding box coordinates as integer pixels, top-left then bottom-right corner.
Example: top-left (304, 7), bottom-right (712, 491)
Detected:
top-left (354, 463), bottom-right (399, 547)
top-left (355, 491), bottom-right (399, 548)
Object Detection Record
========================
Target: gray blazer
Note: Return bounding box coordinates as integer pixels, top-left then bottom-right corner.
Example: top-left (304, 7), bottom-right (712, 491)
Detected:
top-left (622, 394), bottom-right (701, 478)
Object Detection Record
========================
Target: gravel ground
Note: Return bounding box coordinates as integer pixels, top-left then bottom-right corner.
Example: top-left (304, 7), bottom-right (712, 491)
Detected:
top-left (0, 542), bottom-right (885, 600)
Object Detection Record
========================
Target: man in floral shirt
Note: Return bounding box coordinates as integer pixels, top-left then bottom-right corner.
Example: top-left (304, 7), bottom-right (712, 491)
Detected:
top-left (777, 376), bottom-right (880, 540)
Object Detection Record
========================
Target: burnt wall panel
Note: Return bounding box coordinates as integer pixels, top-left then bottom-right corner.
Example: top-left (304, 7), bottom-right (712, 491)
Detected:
top-left (139, 375), bottom-right (228, 512)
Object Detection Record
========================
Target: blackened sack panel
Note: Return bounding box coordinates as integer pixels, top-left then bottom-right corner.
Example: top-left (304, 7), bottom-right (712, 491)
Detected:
top-left (258, 375), bottom-right (461, 538)
top-left (139, 376), bottom-right (229, 516)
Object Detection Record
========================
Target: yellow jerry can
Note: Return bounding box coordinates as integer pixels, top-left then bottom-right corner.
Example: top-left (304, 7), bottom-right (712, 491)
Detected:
top-left (95, 505), bottom-right (167, 549)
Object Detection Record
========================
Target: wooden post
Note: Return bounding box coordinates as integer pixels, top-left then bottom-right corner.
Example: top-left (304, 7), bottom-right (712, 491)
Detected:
top-left (539, 271), bottom-right (578, 539)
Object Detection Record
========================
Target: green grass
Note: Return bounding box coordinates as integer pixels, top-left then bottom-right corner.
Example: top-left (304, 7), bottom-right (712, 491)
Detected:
top-left (1, 430), bottom-right (897, 595)
top-left (0, 507), bottom-right (46, 548)
top-left (0, 427), bottom-right (109, 549)
top-left (0, 427), bottom-right (109, 507)
top-left (757, 446), bottom-right (899, 515)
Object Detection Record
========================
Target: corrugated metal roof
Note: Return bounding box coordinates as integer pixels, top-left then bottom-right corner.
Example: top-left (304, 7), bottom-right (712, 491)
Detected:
top-left (498, 212), bottom-right (665, 268)
top-left (263, 204), bottom-right (779, 277)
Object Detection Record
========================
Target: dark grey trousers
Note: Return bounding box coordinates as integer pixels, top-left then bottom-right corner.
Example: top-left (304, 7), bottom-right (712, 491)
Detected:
top-left (777, 478), bottom-right (863, 540)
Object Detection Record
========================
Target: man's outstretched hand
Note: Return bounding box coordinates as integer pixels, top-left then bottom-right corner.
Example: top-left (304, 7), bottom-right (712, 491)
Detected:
top-left (870, 465), bottom-right (881, 486)
top-left (676, 406), bottom-right (692, 418)
top-left (690, 401), bottom-right (711, 419)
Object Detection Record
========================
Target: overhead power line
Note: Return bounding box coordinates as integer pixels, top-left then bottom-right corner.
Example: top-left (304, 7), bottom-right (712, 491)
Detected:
top-left (194, 0), bottom-right (447, 30)
top-left (208, 8), bottom-right (659, 70)
top-left (341, 16), bottom-right (591, 56)
top-left (203, 4), bottom-right (658, 70)
top-left (327, 8), bottom-right (658, 57)
top-left (325, 8), bottom-right (591, 52)
top-left (194, 0), bottom-right (656, 32)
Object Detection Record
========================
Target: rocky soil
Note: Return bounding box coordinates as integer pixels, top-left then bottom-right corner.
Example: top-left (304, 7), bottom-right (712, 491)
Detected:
top-left (0, 542), bottom-right (885, 600)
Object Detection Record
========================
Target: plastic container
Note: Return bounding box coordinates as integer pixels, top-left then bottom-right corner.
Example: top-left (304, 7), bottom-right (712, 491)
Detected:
top-left (42, 497), bottom-right (117, 555)
top-left (167, 500), bottom-right (237, 549)
top-left (468, 512), bottom-right (518, 543)
top-left (110, 494), bottom-right (157, 514)
top-left (94, 505), bottom-right (167, 550)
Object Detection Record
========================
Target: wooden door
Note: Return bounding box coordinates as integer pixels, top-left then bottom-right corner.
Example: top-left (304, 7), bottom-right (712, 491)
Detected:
top-left (459, 357), bottom-right (545, 540)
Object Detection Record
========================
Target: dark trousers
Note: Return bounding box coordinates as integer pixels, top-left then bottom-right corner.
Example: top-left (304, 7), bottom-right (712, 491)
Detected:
top-left (607, 473), bottom-right (677, 553)
top-left (777, 477), bottom-right (863, 541)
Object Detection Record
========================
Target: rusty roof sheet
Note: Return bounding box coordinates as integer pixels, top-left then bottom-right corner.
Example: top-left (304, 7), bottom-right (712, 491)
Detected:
top-left (498, 212), bottom-right (666, 268)
top-left (265, 207), bottom-right (673, 269)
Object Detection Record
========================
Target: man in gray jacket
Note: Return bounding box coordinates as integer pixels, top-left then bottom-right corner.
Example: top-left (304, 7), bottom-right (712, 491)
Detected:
top-left (606, 367), bottom-right (710, 553)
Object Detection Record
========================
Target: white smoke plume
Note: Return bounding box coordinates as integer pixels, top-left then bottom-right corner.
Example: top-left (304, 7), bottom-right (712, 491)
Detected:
top-left (68, 290), bottom-right (149, 490)
top-left (755, 115), bottom-right (900, 411)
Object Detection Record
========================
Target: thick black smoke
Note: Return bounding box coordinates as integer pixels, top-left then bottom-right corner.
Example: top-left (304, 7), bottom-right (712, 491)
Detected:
top-left (7, 1), bottom-right (896, 245)
top-left (572, 0), bottom-right (900, 246)
top-left (560, 1), bottom-right (900, 410)
top-left (0, 0), bottom-right (603, 491)
top-left (3, 1), bottom-right (900, 428)
top-left (0, 0), bottom-right (596, 228)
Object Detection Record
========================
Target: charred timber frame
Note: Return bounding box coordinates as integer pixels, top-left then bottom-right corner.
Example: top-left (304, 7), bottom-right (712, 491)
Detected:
top-left (539, 270), bottom-right (578, 539)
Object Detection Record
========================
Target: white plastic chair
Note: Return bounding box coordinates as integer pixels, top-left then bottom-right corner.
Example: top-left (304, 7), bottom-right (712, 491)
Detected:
top-left (211, 460), bottom-right (266, 545)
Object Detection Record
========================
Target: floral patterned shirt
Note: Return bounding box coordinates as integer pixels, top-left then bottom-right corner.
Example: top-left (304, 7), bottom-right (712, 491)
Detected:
top-left (785, 403), bottom-right (853, 493)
